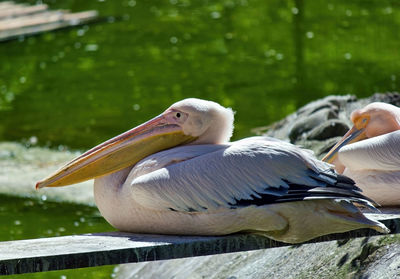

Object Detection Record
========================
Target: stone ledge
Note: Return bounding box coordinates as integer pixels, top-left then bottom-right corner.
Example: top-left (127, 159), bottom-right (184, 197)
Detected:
top-left (1, 209), bottom-right (399, 276)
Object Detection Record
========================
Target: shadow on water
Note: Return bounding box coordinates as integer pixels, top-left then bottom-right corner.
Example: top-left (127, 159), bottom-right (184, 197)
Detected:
top-left (0, 0), bottom-right (399, 150)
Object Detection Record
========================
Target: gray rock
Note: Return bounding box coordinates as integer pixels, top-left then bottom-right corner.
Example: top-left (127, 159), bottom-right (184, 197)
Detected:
top-left (288, 107), bottom-right (339, 142)
top-left (259, 92), bottom-right (400, 158)
top-left (113, 235), bottom-right (400, 279)
top-left (306, 119), bottom-right (350, 141)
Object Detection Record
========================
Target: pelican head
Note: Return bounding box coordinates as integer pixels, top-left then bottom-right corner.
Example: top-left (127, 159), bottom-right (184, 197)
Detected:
top-left (36, 98), bottom-right (234, 188)
top-left (323, 102), bottom-right (400, 163)
top-left (168, 98), bottom-right (234, 144)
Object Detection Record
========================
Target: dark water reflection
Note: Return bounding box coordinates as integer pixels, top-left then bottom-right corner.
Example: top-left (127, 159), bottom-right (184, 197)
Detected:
top-left (1, 0), bottom-right (399, 150)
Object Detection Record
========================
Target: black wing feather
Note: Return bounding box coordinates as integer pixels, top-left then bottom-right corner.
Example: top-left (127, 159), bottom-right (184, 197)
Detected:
top-left (229, 170), bottom-right (376, 208)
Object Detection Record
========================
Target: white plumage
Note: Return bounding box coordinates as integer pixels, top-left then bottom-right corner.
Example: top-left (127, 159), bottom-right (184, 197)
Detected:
top-left (340, 131), bottom-right (400, 205)
top-left (324, 102), bottom-right (400, 206)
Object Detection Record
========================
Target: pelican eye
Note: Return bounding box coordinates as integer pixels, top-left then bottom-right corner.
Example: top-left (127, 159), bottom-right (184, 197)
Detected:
top-left (168, 110), bottom-right (188, 124)
top-left (362, 118), bottom-right (367, 123)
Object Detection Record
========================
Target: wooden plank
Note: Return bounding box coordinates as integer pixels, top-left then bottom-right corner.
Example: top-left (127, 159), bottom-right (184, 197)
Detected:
top-left (0, 4), bottom-right (48, 19)
top-left (0, 2), bottom-right (24, 11)
top-left (0, 10), bottom-right (98, 41)
top-left (0, 1), bottom-right (98, 42)
top-left (0, 4), bottom-right (26, 16)
top-left (0, 10), bottom-right (97, 31)
top-left (0, 11), bottom-right (65, 30)
top-left (0, 2), bottom-right (16, 10)
top-left (0, 212), bottom-right (400, 276)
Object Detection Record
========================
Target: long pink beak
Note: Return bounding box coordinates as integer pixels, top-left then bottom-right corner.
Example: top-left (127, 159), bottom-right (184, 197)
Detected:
top-left (322, 125), bottom-right (367, 163)
top-left (36, 114), bottom-right (196, 188)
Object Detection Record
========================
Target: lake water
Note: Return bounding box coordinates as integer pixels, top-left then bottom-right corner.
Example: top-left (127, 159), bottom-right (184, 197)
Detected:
top-left (0, 195), bottom-right (115, 278)
top-left (1, 0), bottom-right (399, 149)
top-left (1, 0), bottom-right (400, 278)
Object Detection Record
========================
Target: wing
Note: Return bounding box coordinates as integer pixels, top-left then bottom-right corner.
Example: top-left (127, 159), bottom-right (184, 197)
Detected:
top-left (128, 144), bottom-right (226, 179)
top-left (339, 130), bottom-right (400, 171)
top-left (130, 137), bottom-right (373, 212)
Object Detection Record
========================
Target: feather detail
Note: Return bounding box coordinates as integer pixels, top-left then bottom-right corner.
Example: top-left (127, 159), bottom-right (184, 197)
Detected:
top-left (129, 137), bottom-right (373, 212)
top-left (339, 130), bottom-right (400, 171)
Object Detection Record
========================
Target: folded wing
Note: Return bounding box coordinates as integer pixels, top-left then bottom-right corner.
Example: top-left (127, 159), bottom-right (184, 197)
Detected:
top-left (130, 137), bottom-right (375, 212)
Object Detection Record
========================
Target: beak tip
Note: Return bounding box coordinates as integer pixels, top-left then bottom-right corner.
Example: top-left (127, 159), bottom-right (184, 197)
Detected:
top-left (35, 181), bottom-right (44, 190)
top-left (321, 152), bottom-right (334, 163)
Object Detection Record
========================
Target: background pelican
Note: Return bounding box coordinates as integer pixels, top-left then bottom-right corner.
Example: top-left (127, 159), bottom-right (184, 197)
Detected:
top-left (323, 102), bottom-right (400, 206)
top-left (36, 98), bottom-right (388, 243)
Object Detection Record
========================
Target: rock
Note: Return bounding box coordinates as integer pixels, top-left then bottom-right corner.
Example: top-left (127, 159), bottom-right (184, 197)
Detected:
top-left (260, 92), bottom-right (400, 158)
top-left (113, 235), bottom-right (400, 279)
top-left (288, 108), bottom-right (338, 142)
top-left (0, 142), bottom-right (94, 205)
top-left (306, 120), bottom-right (350, 141)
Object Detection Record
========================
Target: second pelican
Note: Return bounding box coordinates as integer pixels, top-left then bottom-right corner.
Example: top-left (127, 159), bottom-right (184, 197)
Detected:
top-left (36, 98), bottom-right (388, 243)
top-left (323, 102), bottom-right (400, 206)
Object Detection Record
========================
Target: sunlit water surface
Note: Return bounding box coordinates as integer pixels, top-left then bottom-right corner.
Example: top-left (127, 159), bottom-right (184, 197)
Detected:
top-left (1, 0), bottom-right (400, 277)
top-left (1, 196), bottom-right (114, 278)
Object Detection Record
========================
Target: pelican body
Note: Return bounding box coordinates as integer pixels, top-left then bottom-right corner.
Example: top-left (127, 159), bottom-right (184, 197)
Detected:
top-left (37, 99), bottom-right (388, 243)
top-left (323, 102), bottom-right (400, 206)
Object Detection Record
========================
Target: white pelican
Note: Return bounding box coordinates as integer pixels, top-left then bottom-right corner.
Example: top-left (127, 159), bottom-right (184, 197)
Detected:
top-left (36, 98), bottom-right (388, 243)
top-left (323, 102), bottom-right (400, 206)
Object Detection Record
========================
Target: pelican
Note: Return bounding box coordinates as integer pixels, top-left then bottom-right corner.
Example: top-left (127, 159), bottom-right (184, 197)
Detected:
top-left (323, 102), bottom-right (400, 206)
top-left (36, 98), bottom-right (388, 243)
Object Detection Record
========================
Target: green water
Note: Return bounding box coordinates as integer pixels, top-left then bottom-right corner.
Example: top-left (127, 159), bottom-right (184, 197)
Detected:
top-left (1, 0), bottom-right (400, 149)
top-left (1, 0), bottom-right (400, 277)
top-left (1, 196), bottom-right (115, 278)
